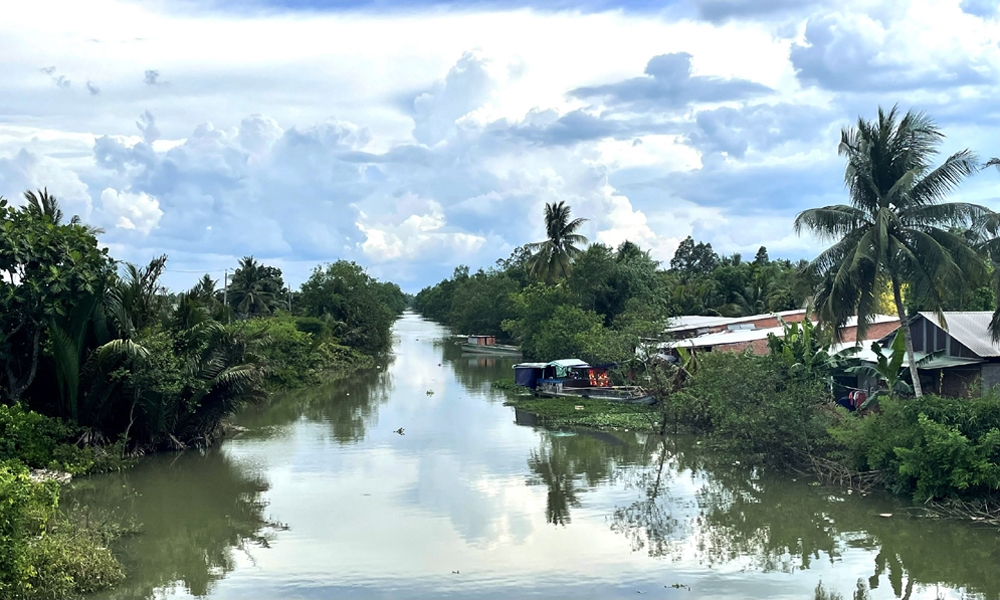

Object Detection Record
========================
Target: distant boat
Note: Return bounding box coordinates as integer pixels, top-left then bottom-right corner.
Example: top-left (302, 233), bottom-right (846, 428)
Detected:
top-left (460, 335), bottom-right (523, 356)
top-left (512, 359), bottom-right (654, 405)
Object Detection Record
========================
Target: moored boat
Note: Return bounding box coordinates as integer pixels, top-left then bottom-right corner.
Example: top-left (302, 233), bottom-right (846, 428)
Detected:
top-left (460, 335), bottom-right (523, 356)
top-left (512, 359), bottom-right (654, 405)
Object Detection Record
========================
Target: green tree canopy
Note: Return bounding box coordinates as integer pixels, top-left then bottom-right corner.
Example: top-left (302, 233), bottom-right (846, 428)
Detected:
top-left (526, 201), bottom-right (589, 284)
top-left (795, 105), bottom-right (992, 396)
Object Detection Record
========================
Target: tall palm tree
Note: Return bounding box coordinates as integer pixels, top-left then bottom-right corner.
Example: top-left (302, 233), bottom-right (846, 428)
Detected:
top-left (795, 106), bottom-right (991, 397)
top-left (23, 188), bottom-right (67, 223)
top-left (526, 201), bottom-right (589, 284)
top-left (228, 256), bottom-right (283, 318)
top-left (975, 159), bottom-right (1000, 341)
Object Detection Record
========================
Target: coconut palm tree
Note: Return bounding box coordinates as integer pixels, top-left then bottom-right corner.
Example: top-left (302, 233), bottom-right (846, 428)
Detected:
top-left (526, 201), bottom-right (589, 284)
top-left (795, 106), bottom-right (992, 397)
top-left (228, 256), bottom-right (284, 318)
top-left (22, 188), bottom-right (104, 234)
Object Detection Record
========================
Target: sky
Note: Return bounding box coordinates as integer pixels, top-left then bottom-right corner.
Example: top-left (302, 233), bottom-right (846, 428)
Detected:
top-left (3, 0), bottom-right (1000, 292)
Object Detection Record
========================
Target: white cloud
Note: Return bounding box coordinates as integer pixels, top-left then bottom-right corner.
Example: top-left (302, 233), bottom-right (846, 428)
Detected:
top-left (357, 196), bottom-right (487, 263)
top-left (4, 0), bottom-right (1000, 291)
top-left (100, 188), bottom-right (163, 235)
top-left (0, 149), bottom-right (93, 219)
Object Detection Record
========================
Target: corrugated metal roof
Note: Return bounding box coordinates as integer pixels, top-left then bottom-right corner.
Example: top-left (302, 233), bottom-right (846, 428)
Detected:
top-left (918, 311), bottom-right (1000, 357)
top-left (664, 314), bottom-right (898, 350)
top-left (665, 309), bottom-right (808, 333)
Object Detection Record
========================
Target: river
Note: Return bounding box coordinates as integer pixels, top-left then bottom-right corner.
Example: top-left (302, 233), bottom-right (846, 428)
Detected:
top-left (73, 313), bottom-right (1000, 599)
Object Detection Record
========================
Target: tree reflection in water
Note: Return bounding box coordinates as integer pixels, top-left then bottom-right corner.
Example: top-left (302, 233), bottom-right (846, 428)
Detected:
top-left (68, 449), bottom-right (279, 600)
top-left (608, 435), bottom-right (1000, 600)
top-left (526, 428), bottom-right (657, 526)
top-left (439, 339), bottom-right (520, 396)
top-left (236, 363), bottom-right (394, 443)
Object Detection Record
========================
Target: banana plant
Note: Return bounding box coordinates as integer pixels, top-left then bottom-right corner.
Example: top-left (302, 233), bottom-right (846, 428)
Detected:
top-left (767, 314), bottom-right (860, 386)
top-left (846, 329), bottom-right (940, 409)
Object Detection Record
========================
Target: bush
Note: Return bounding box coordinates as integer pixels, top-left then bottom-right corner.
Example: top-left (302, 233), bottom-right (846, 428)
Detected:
top-left (831, 394), bottom-right (1000, 501)
top-left (240, 318), bottom-right (373, 389)
top-left (0, 405), bottom-right (125, 476)
top-left (0, 405), bottom-right (77, 468)
top-left (0, 462), bottom-right (123, 600)
top-left (671, 352), bottom-right (834, 467)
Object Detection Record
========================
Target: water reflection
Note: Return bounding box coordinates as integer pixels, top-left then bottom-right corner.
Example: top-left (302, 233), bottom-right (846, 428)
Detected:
top-left (72, 314), bottom-right (1000, 600)
top-left (71, 449), bottom-right (277, 600)
top-left (237, 364), bottom-right (394, 443)
top-left (605, 435), bottom-right (1000, 599)
top-left (439, 337), bottom-right (520, 395)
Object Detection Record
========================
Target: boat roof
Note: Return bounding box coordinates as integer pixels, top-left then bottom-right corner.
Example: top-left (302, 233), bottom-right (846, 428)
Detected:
top-left (546, 358), bottom-right (589, 368)
top-left (512, 359), bottom-right (591, 369)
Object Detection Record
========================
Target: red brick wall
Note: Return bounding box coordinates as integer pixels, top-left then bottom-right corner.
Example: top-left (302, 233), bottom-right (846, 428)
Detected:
top-left (837, 320), bottom-right (900, 344)
top-left (710, 319), bottom-right (900, 356)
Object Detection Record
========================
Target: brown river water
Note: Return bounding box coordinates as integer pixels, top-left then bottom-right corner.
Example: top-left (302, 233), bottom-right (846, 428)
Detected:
top-left (72, 312), bottom-right (1000, 599)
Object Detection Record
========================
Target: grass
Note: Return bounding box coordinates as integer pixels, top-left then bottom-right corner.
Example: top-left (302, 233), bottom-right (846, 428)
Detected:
top-left (503, 396), bottom-right (659, 432)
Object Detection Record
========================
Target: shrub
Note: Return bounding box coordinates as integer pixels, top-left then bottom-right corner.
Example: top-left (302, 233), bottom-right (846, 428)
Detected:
top-left (0, 462), bottom-right (123, 600)
top-left (239, 318), bottom-right (373, 389)
top-left (832, 394), bottom-right (1000, 501)
top-left (0, 405), bottom-right (125, 475)
top-left (673, 352), bottom-right (833, 467)
top-left (0, 404), bottom-right (77, 468)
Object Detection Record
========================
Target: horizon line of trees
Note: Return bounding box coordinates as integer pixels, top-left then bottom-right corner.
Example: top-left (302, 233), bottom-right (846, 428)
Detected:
top-left (416, 105), bottom-right (1000, 399)
top-left (0, 189), bottom-right (406, 452)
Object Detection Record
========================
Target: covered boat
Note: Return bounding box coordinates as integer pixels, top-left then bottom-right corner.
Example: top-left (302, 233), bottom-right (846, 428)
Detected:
top-left (460, 335), bottom-right (522, 356)
top-left (512, 359), bottom-right (653, 404)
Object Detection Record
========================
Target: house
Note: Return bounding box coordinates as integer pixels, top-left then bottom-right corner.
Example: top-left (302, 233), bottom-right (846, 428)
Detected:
top-left (660, 312), bottom-right (900, 356)
top-left (665, 309), bottom-right (809, 340)
top-left (869, 312), bottom-right (1000, 397)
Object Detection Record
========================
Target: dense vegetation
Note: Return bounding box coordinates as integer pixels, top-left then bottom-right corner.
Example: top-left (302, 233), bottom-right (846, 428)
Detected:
top-left (0, 190), bottom-right (405, 598)
top-left (428, 106), bottom-right (1000, 514)
top-left (414, 233), bottom-right (819, 365)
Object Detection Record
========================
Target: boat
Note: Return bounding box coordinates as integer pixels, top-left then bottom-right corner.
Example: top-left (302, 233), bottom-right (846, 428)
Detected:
top-left (460, 335), bottom-right (523, 356)
top-left (512, 359), bottom-right (654, 405)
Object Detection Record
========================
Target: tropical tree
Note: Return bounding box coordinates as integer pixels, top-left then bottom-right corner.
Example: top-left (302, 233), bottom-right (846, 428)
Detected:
top-left (0, 196), bottom-right (113, 402)
top-left (526, 201), bottom-right (588, 284)
top-left (227, 256), bottom-right (284, 318)
top-left (794, 106), bottom-right (992, 397)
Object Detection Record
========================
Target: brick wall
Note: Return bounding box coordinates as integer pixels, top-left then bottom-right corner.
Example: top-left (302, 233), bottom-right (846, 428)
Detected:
top-left (837, 320), bottom-right (900, 344)
top-left (710, 318), bottom-right (900, 356)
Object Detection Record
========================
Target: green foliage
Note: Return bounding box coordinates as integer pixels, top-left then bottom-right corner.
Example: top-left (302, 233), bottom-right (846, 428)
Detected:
top-left (238, 318), bottom-right (372, 389)
top-left (525, 201), bottom-right (588, 284)
top-left (670, 235), bottom-right (719, 277)
top-left (297, 260), bottom-right (400, 354)
top-left (0, 194), bottom-right (114, 402)
top-left (766, 315), bottom-right (862, 396)
top-left (831, 394), bottom-right (1000, 501)
top-left (795, 105), bottom-right (991, 396)
top-left (845, 330), bottom-right (920, 408)
top-left (0, 405), bottom-right (77, 469)
top-left (501, 283), bottom-right (574, 358)
top-left (504, 397), bottom-right (658, 432)
top-left (531, 305), bottom-right (606, 363)
top-left (0, 405), bottom-right (126, 476)
top-left (0, 462), bottom-right (124, 600)
top-left (666, 352), bottom-right (834, 467)
top-left (0, 462), bottom-right (123, 600)
top-left (447, 270), bottom-right (520, 337)
top-left (227, 256), bottom-right (285, 319)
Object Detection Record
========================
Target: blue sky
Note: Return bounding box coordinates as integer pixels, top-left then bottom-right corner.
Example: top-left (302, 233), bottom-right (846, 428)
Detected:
top-left (2, 0), bottom-right (1000, 292)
